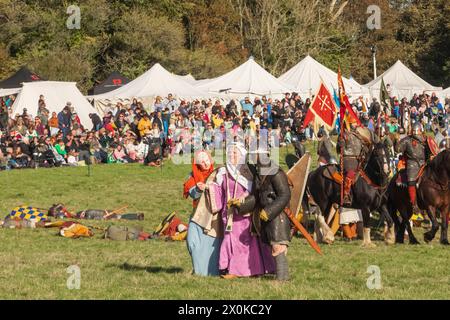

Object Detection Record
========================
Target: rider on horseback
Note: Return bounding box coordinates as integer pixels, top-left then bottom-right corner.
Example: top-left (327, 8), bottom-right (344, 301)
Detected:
top-left (317, 128), bottom-right (336, 166)
top-left (337, 118), bottom-right (374, 205)
top-left (395, 123), bottom-right (428, 208)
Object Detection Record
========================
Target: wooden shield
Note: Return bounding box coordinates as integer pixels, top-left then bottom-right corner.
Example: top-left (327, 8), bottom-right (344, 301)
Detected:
top-left (287, 152), bottom-right (311, 215)
top-left (427, 137), bottom-right (439, 156)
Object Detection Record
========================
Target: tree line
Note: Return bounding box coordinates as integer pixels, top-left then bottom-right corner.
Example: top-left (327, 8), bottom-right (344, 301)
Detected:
top-left (0, 0), bottom-right (448, 93)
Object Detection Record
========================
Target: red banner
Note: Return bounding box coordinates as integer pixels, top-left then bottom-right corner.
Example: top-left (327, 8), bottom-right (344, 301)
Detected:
top-left (308, 83), bottom-right (337, 130)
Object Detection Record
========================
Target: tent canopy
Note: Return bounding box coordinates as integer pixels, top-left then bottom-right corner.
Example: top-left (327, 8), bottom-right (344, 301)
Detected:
top-left (174, 73), bottom-right (196, 85)
top-left (0, 88), bottom-right (21, 97)
top-left (0, 67), bottom-right (43, 89)
top-left (88, 71), bottom-right (130, 96)
top-left (278, 55), bottom-right (369, 99)
top-left (440, 87), bottom-right (450, 99)
top-left (195, 57), bottom-right (293, 96)
top-left (12, 81), bottom-right (99, 127)
top-left (365, 60), bottom-right (442, 100)
top-left (91, 63), bottom-right (210, 101)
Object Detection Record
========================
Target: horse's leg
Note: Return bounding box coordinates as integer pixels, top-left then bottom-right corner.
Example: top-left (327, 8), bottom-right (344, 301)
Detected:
top-left (395, 207), bottom-right (408, 244)
top-left (405, 218), bottom-right (420, 245)
top-left (424, 207), bottom-right (439, 243)
top-left (316, 203), bottom-right (334, 244)
top-left (387, 200), bottom-right (402, 243)
top-left (301, 197), bottom-right (311, 227)
top-left (439, 207), bottom-right (449, 245)
top-left (379, 204), bottom-right (395, 245)
top-left (361, 207), bottom-right (376, 248)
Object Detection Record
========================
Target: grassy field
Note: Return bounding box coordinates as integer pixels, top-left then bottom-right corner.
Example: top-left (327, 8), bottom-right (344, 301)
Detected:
top-left (0, 143), bottom-right (449, 300)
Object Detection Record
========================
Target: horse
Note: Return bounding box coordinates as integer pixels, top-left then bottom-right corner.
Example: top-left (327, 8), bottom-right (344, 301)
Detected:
top-left (386, 149), bottom-right (450, 245)
top-left (305, 142), bottom-right (394, 247)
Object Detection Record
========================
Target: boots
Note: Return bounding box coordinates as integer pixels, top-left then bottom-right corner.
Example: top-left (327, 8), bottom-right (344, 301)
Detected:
top-left (349, 223), bottom-right (357, 239)
top-left (275, 252), bottom-right (289, 281)
top-left (408, 185), bottom-right (421, 213)
top-left (408, 185), bottom-right (416, 206)
top-left (342, 224), bottom-right (353, 240)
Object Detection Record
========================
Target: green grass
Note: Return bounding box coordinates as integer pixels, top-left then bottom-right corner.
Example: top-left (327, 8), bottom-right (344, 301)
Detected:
top-left (0, 143), bottom-right (448, 299)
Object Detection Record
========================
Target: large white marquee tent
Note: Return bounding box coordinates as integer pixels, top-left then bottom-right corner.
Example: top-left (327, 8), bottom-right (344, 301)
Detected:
top-left (365, 60), bottom-right (442, 100)
top-left (0, 87), bottom-right (21, 97)
top-left (174, 73), bottom-right (196, 85)
top-left (12, 81), bottom-right (99, 127)
top-left (91, 63), bottom-right (209, 101)
top-left (195, 57), bottom-right (294, 98)
top-left (89, 63), bottom-right (213, 114)
top-left (278, 55), bottom-right (369, 99)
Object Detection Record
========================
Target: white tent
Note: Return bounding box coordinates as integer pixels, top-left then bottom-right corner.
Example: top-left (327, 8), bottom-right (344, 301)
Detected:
top-left (12, 81), bottom-right (99, 127)
top-left (278, 55), bottom-right (369, 99)
top-left (92, 63), bottom-right (209, 101)
top-left (439, 87), bottom-right (450, 100)
top-left (0, 88), bottom-right (21, 97)
top-left (174, 73), bottom-right (196, 85)
top-left (195, 57), bottom-right (293, 97)
top-left (365, 60), bottom-right (442, 100)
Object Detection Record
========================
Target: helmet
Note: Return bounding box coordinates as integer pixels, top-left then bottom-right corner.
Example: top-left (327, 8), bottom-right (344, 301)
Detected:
top-left (317, 128), bottom-right (325, 138)
top-left (439, 139), bottom-right (447, 149)
top-left (412, 123), bottom-right (422, 135)
top-left (329, 156), bottom-right (338, 165)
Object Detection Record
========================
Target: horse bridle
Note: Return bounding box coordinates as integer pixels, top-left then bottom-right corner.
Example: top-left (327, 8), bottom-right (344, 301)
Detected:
top-left (360, 144), bottom-right (391, 189)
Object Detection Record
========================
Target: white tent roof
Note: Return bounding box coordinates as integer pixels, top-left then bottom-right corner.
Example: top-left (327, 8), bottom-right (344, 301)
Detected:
top-left (365, 60), bottom-right (442, 100)
top-left (174, 73), bottom-right (196, 85)
top-left (92, 63), bottom-right (210, 101)
top-left (12, 81), bottom-right (98, 127)
top-left (278, 55), bottom-right (369, 99)
top-left (440, 87), bottom-right (450, 99)
top-left (195, 57), bottom-right (294, 96)
top-left (0, 87), bottom-right (21, 97)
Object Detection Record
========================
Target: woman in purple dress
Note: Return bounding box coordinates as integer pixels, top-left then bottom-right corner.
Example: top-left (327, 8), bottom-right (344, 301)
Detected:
top-left (209, 142), bottom-right (275, 278)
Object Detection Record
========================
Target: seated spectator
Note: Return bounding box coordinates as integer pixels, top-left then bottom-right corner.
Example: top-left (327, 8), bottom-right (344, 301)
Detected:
top-left (13, 146), bottom-right (30, 168)
top-left (54, 139), bottom-right (68, 162)
top-left (67, 150), bottom-right (79, 166)
top-left (145, 145), bottom-right (162, 167)
top-left (113, 144), bottom-right (133, 163)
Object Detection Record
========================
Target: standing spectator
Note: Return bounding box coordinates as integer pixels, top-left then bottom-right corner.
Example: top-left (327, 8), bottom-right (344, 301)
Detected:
top-left (89, 113), bottom-right (102, 131)
top-left (138, 113), bottom-right (152, 137)
top-left (164, 93), bottom-right (179, 112)
top-left (48, 112), bottom-right (59, 136)
top-left (58, 105), bottom-right (71, 137)
top-left (240, 97), bottom-right (253, 116)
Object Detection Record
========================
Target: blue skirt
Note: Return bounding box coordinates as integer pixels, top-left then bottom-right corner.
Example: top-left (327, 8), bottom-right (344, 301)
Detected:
top-left (186, 220), bottom-right (221, 276)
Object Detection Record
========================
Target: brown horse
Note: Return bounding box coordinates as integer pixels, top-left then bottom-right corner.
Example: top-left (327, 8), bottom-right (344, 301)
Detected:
top-left (387, 149), bottom-right (450, 244)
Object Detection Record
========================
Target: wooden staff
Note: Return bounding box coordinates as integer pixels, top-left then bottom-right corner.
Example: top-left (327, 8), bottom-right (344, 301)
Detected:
top-left (284, 208), bottom-right (322, 255)
top-left (103, 205), bottom-right (128, 219)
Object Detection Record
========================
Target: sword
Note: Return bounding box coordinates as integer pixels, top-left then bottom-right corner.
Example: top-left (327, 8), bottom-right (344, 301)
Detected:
top-left (284, 207), bottom-right (322, 255)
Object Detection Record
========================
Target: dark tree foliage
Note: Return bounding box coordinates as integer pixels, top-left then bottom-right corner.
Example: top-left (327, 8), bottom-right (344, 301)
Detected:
top-left (0, 0), bottom-right (448, 93)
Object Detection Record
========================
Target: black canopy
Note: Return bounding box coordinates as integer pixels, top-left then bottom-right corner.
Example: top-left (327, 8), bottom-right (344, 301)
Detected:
top-left (88, 71), bottom-right (130, 95)
top-left (0, 67), bottom-right (43, 89)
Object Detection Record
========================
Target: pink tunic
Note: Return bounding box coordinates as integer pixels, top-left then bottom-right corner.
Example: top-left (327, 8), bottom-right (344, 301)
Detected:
top-left (210, 169), bottom-right (275, 277)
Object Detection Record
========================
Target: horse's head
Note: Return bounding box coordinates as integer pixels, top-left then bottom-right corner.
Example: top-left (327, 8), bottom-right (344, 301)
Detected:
top-left (366, 142), bottom-right (391, 182)
top-left (431, 149), bottom-right (450, 179)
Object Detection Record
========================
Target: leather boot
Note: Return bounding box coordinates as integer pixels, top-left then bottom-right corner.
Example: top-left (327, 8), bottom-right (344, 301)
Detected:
top-left (408, 185), bottom-right (416, 206)
top-left (275, 252), bottom-right (289, 281)
top-left (349, 223), bottom-right (357, 239)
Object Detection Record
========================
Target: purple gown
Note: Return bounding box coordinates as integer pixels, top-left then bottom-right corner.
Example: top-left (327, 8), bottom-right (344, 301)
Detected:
top-left (210, 169), bottom-right (275, 277)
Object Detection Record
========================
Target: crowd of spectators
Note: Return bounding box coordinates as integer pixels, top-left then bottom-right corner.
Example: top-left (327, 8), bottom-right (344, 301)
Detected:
top-left (0, 90), bottom-right (449, 171)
